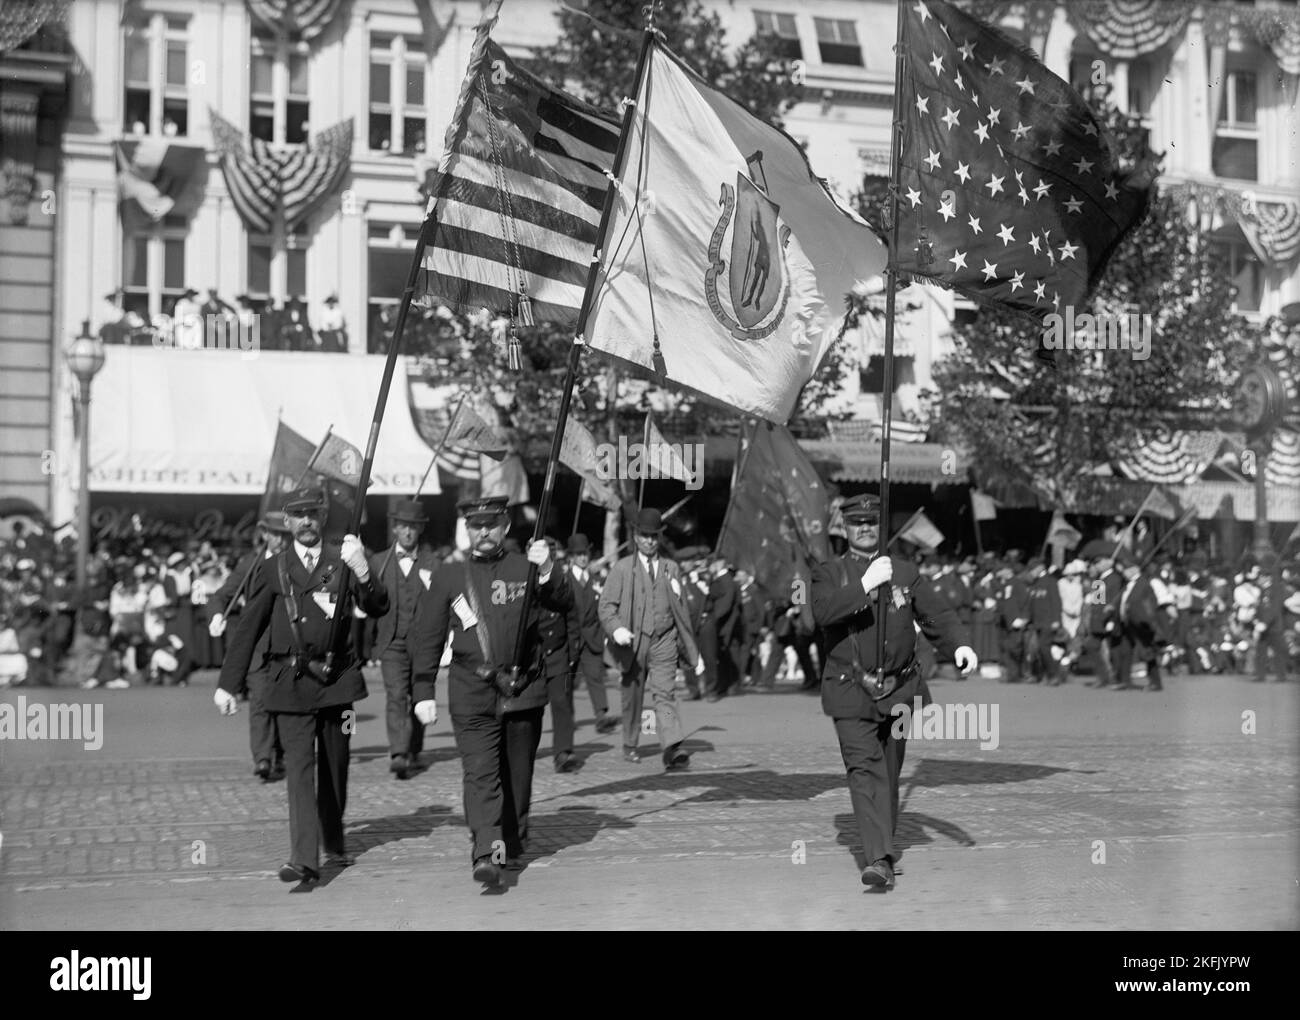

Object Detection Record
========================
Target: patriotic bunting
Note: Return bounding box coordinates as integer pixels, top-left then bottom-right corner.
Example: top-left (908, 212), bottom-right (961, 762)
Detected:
top-left (244, 0), bottom-right (342, 43)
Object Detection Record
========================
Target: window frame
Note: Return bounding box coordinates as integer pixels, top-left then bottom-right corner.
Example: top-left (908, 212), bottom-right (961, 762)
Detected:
top-left (366, 222), bottom-right (421, 352)
top-left (122, 9), bottom-right (190, 137)
top-left (754, 10), bottom-right (802, 61)
top-left (122, 217), bottom-right (189, 319)
top-left (368, 33), bottom-right (430, 155)
top-left (249, 29), bottom-right (312, 146)
top-left (813, 16), bottom-right (863, 67)
top-left (1212, 70), bottom-right (1259, 182)
top-left (246, 231), bottom-right (311, 304)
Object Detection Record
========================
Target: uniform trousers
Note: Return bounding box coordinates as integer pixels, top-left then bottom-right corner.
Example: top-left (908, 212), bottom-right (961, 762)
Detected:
top-left (1114, 630), bottom-right (1163, 689)
top-left (576, 649), bottom-right (610, 718)
top-left (1083, 632), bottom-right (1115, 685)
top-left (1255, 627), bottom-right (1291, 682)
top-left (246, 667), bottom-right (282, 765)
top-left (833, 715), bottom-right (908, 867)
top-left (380, 641), bottom-right (424, 760)
top-left (451, 706), bottom-right (545, 862)
top-left (620, 631), bottom-right (684, 753)
top-left (546, 668), bottom-right (575, 757)
top-left (276, 704), bottom-right (350, 868)
top-left (999, 629), bottom-right (1026, 682)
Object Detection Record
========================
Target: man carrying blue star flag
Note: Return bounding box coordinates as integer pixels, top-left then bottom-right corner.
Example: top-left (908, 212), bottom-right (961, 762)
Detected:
top-left (582, 36), bottom-right (888, 424)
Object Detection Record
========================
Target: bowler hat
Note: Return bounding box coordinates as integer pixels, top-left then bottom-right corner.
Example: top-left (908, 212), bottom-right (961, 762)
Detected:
top-left (283, 486), bottom-right (326, 515)
top-left (458, 496), bottom-right (509, 524)
top-left (634, 508), bottom-right (664, 535)
top-left (258, 511), bottom-right (291, 534)
top-left (390, 499), bottom-right (428, 525)
top-left (567, 533), bottom-right (591, 554)
top-left (324, 293), bottom-right (339, 304)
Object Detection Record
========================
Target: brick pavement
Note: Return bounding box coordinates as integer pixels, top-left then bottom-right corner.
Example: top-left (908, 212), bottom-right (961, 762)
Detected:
top-left (1, 670), bottom-right (1296, 929)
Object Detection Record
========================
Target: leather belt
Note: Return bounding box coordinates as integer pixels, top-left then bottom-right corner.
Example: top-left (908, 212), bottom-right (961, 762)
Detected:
top-left (268, 653), bottom-right (352, 683)
top-left (838, 659), bottom-right (919, 701)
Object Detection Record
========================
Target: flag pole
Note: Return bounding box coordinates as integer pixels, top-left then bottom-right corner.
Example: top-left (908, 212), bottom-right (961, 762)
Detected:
top-left (321, 215), bottom-right (435, 680)
top-left (969, 489), bottom-right (984, 554)
top-left (294, 424), bottom-right (333, 488)
top-left (1139, 507), bottom-right (1196, 569)
top-left (571, 477), bottom-right (584, 537)
top-left (505, 25), bottom-right (659, 689)
top-left (1105, 487), bottom-right (1156, 571)
top-left (714, 419), bottom-right (756, 555)
top-left (639, 409), bottom-right (651, 508)
top-left (875, 2), bottom-right (910, 686)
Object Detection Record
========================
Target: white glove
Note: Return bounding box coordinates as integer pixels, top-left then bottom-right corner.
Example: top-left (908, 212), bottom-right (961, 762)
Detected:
top-left (526, 539), bottom-right (553, 576)
top-left (860, 556), bottom-right (893, 595)
top-left (1011, 617), bottom-right (1027, 630)
top-left (612, 626), bottom-right (634, 646)
top-left (414, 700), bottom-right (438, 725)
top-left (208, 613), bottom-right (226, 638)
top-left (213, 688), bottom-right (238, 716)
top-left (955, 646), bottom-right (978, 676)
top-left (340, 534), bottom-right (369, 582)
top-left (695, 655), bottom-right (706, 676)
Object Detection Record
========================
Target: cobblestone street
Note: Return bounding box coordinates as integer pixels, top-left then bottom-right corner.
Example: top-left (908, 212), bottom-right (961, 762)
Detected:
top-left (2, 670), bottom-right (1296, 930)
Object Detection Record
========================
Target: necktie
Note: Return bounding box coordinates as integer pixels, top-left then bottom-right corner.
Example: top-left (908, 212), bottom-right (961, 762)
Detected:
top-left (304, 550), bottom-right (316, 572)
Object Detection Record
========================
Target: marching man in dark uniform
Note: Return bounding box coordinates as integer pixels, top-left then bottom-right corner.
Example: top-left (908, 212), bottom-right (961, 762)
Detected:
top-left (408, 497), bottom-right (573, 887)
top-left (369, 499), bottom-right (440, 780)
top-left (811, 494), bottom-right (977, 890)
top-left (213, 487), bottom-right (389, 887)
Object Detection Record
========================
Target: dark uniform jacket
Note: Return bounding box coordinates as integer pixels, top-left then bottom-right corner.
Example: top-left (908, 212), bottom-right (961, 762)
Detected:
top-left (1118, 573), bottom-right (1169, 654)
top-left (704, 573), bottom-right (741, 648)
top-left (1087, 570), bottom-right (1124, 636)
top-left (566, 566), bottom-right (605, 658)
top-left (1027, 573), bottom-right (1064, 639)
top-left (409, 550), bottom-right (573, 716)
top-left (933, 571), bottom-right (973, 626)
top-left (811, 552), bottom-right (968, 720)
top-left (218, 546), bottom-right (389, 712)
top-left (997, 578), bottom-right (1032, 630)
top-left (368, 544), bottom-right (440, 655)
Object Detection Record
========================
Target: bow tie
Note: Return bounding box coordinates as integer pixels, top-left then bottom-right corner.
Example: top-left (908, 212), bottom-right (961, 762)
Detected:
top-left (397, 548), bottom-right (414, 561)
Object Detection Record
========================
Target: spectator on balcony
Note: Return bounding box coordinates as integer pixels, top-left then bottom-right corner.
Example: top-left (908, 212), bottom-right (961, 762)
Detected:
top-left (282, 296), bottom-right (316, 351)
top-left (99, 288), bottom-right (130, 345)
top-left (319, 293), bottom-right (347, 352)
top-left (173, 287), bottom-right (202, 349)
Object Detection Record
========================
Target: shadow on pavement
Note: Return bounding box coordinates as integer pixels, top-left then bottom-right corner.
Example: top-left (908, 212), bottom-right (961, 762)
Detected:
top-left (905, 758), bottom-right (1082, 788)
top-left (834, 810), bottom-right (977, 871)
top-left (314, 803), bottom-right (457, 888)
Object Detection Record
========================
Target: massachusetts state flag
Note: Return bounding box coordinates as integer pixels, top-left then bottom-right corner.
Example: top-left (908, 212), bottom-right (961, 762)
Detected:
top-left (585, 40), bottom-right (887, 424)
top-left (894, 0), bottom-right (1155, 322)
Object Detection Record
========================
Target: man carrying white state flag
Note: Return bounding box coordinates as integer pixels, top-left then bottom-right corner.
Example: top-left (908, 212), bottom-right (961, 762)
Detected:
top-left (584, 40), bottom-right (887, 425)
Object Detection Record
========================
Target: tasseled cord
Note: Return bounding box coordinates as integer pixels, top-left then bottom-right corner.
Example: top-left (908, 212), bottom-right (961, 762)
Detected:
top-left (651, 332), bottom-right (666, 377)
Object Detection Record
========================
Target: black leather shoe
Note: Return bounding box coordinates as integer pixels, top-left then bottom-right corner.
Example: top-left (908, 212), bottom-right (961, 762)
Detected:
top-left (278, 862), bottom-right (320, 884)
top-left (594, 714), bottom-right (620, 733)
top-left (472, 858), bottom-right (502, 886)
top-left (390, 754), bottom-right (410, 780)
top-left (663, 746), bottom-right (691, 771)
top-left (254, 759), bottom-right (271, 781)
top-left (554, 751), bottom-right (577, 773)
top-left (269, 758), bottom-right (286, 782)
top-left (860, 858), bottom-right (895, 889)
top-left (622, 748), bottom-right (642, 764)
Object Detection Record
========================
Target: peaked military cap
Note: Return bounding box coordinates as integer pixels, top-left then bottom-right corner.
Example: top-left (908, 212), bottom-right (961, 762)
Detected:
top-left (283, 486), bottom-right (326, 514)
top-left (839, 493), bottom-right (881, 523)
top-left (458, 495), bottom-right (509, 523)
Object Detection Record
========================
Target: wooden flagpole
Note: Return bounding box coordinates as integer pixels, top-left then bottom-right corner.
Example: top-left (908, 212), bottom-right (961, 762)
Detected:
top-left (874, 3), bottom-right (911, 685)
top-left (713, 419), bottom-right (756, 555)
top-left (504, 24), bottom-right (659, 689)
top-left (321, 215), bottom-right (435, 679)
top-left (638, 408), bottom-right (652, 508)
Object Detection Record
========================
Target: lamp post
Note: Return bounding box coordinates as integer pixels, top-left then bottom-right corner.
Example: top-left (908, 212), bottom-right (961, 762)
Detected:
top-left (65, 319), bottom-right (105, 594)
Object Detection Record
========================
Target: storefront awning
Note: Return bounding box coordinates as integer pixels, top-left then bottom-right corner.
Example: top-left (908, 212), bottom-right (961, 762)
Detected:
top-left (90, 348), bottom-right (441, 495)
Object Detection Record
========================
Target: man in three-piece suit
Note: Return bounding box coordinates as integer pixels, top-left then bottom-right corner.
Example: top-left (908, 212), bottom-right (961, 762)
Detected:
top-left (1113, 556), bottom-right (1169, 692)
top-left (598, 507), bottom-right (705, 769)
top-left (409, 497), bottom-right (573, 887)
top-left (564, 533), bottom-right (620, 735)
top-left (214, 487), bottom-right (389, 886)
top-left (368, 499), bottom-right (440, 780)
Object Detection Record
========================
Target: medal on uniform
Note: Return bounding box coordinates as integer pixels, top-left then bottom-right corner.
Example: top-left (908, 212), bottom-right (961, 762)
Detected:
top-left (452, 594), bottom-right (477, 629)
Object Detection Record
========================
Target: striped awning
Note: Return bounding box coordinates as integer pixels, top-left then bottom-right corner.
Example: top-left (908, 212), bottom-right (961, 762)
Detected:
top-left (209, 108), bottom-right (352, 234)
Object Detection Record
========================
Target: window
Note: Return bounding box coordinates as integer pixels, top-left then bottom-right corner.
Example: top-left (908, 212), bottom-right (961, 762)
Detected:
top-left (246, 234), bottom-right (309, 302)
top-left (369, 34), bottom-right (428, 154)
top-left (367, 222), bottom-right (420, 352)
top-left (754, 11), bottom-right (802, 61)
top-left (1208, 238), bottom-right (1262, 313)
top-left (249, 29), bottom-right (311, 144)
top-left (813, 17), bottom-right (862, 67)
top-left (122, 11), bottom-right (189, 136)
top-left (1213, 71), bottom-right (1258, 180)
top-left (121, 216), bottom-right (188, 319)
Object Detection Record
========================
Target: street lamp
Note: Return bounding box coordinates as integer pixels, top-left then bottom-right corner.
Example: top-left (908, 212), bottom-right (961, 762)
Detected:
top-left (65, 319), bottom-right (105, 594)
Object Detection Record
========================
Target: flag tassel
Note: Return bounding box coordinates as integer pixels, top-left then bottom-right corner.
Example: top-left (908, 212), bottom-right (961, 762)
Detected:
top-left (651, 333), bottom-right (666, 377)
top-left (507, 326), bottom-right (523, 371)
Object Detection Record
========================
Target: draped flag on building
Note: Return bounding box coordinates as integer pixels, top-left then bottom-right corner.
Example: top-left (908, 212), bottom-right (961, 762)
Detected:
top-left (114, 139), bottom-right (207, 233)
top-left (244, 0), bottom-right (343, 42)
top-left (718, 421), bottom-right (831, 604)
top-left (560, 416), bottom-right (620, 510)
top-left (209, 108), bottom-right (353, 234)
top-left (892, 0), bottom-right (1156, 334)
top-left (583, 39), bottom-right (887, 424)
top-left (417, 5), bottom-right (620, 325)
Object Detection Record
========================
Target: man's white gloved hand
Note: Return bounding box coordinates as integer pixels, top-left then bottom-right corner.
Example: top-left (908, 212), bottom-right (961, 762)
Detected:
top-left (414, 700), bottom-right (438, 726)
top-left (208, 613), bottom-right (227, 638)
top-left (695, 655), bottom-right (706, 676)
top-left (612, 626), bottom-right (634, 647)
top-left (1011, 617), bottom-right (1027, 630)
top-left (340, 534), bottom-right (369, 582)
top-left (526, 540), bottom-right (553, 577)
top-left (955, 646), bottom-right (978, 676)
top-left (213, 688), bottom-right (238, 716)
top-left (861, 556), bottom-right (893, 595)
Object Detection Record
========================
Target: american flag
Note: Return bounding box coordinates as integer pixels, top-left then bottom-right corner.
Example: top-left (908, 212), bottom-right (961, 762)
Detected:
top-left (418, 9), bottom-right (620, 325)
top-left (894, 1), bottom-right (1155, 325)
